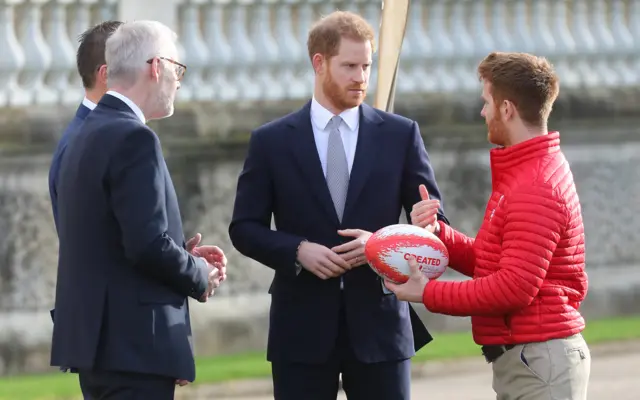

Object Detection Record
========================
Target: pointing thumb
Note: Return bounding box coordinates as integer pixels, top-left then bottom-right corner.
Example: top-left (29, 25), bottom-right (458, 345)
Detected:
top-left (419, 184), bottom-right (430, 201)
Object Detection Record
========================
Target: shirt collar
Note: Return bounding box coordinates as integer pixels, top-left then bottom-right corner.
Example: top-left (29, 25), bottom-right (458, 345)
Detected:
top-left (310, 97), bottom-right (359, 131)
top-left (82, 97), bottom-right (97, 110)
top-left (105, 90), bottom-right (146, 124)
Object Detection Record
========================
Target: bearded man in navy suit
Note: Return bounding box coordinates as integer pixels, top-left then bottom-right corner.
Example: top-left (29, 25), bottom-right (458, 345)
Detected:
top-left (229, 11), bottom-right (448, 400)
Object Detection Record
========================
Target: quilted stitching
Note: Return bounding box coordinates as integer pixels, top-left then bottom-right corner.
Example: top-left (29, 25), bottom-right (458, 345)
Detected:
top-left (424, 132), bottom-right (588, 345)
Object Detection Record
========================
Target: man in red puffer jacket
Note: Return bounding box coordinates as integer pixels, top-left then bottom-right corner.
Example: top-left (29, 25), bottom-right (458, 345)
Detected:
top-left (385, 52), bottom-right (590, 400)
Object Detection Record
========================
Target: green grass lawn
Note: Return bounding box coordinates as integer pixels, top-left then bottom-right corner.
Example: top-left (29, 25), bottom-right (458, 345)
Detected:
top-left (1, 315), bottom-right (639, 400)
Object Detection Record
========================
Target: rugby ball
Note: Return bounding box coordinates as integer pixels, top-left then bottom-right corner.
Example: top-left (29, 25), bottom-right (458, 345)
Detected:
top-left (364, 224), bottom-right (449, 284)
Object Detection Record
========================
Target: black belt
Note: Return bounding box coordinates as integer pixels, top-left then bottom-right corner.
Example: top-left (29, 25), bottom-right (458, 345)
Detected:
top-left (481, 344), bottom-right (516, 363)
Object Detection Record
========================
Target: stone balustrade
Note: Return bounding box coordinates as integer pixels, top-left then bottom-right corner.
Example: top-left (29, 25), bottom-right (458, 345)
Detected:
top-left (1, 0), bottom-right (640, 108)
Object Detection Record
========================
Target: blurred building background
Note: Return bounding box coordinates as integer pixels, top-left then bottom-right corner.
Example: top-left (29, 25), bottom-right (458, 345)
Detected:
top-left (0, 0), bottom-right (638, 383)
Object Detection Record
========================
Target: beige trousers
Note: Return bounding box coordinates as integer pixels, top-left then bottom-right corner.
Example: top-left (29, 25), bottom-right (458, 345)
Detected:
top-left (491, 334), bottom-right (590, 400)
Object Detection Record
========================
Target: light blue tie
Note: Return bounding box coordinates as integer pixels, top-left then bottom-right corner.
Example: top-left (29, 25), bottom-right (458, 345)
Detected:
top-left (325, 116), bottom-right (350, 222)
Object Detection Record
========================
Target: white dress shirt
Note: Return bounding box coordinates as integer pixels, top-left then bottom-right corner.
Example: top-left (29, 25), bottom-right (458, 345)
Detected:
top-left (105, 90), bottom-right (147, 124)
top-left (310, 97), bottom-right (359, 177)
top-left (309, 97), bottom-right (360, 289)
top-left (82, 97), bottom-right (97, 110)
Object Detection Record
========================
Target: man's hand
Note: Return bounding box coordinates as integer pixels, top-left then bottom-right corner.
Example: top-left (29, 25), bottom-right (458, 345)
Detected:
top-left (186, 233), bottom-right (202, 253)
top-left (331, 229), bottom-right (372, 268)
top-left (410, 184), bottom-right (440, 233)
top-left (187, 233), bottom-right (228, 282)
top-left (297, 241), bottom-right (350, 280)
top-left (383, 256), bottom-right (428, 303)
top-left (176, 379), bottom-right (189, 386)
top-left (195, 245), bottom-right (227, 283)
top-left (198, 258), bottom-right (222, 302)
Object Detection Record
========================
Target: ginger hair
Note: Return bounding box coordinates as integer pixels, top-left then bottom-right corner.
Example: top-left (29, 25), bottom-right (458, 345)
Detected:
top-left (307, 11), bottom-right (376, 61)
top-left (477, 52), bottom-right (559, 127)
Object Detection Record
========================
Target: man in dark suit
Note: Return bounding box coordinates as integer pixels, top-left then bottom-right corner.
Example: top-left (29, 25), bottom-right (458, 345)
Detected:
top-left (229, 11), bottom-right (448, 400)
top-left (49, 20), bottom-right (122, 231)
top-left (47, 20), bottom-right (123, 377)
top-left (51, 20), bottom-right (227, 399)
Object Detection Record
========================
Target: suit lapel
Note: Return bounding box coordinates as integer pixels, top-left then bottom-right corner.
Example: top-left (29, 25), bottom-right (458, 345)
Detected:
top-left (287, 101), bottom-right (340, 224)
top-left (343, 103), bottom-right (383, 219)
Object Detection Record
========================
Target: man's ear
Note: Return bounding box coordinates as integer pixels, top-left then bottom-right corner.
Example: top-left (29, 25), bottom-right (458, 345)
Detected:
top-left (149, 57), bottom-right (162, 82)
top-left (96, 64), bottom-right (108, 86)
top-left (311, 53), bottom-right (325, 76)
top-left (502, 99), bottom-right (516, 121)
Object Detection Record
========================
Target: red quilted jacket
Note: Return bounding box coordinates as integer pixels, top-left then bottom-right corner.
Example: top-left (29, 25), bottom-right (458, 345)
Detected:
top-left (422, 132), bottom-right (588, 345)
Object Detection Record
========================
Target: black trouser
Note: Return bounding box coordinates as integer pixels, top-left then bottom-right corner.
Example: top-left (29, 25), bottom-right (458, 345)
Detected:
top-left (271, 293), bottom-right (411, 400)
top-left (78, 369), bottom-right (175, 400)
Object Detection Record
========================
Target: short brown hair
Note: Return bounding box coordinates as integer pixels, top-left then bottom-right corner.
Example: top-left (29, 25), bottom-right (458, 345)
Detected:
top-left (77, 20), bottom-right (123, 89)
top-left (307, 11), bottom-right (376, 61)
top-left (477, 52), bottom-right (559, 127)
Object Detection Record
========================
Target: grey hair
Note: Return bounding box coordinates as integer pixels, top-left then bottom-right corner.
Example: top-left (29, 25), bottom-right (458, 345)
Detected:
top-left (105, 20), bottom-right (178, 87)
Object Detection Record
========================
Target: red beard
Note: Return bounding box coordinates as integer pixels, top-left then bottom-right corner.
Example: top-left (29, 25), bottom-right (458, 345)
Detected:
top-left (322, 67), bottom-right (366, 111)
top-left (487, 110), bottom-right (509, 147)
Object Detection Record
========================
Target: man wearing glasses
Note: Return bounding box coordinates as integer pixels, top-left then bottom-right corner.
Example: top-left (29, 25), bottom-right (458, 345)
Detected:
top-left (50, 20), bottom-right (224, 399)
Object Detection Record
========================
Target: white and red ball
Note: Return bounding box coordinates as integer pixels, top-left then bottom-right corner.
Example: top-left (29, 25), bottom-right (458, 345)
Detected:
top-left (365, 224), bottom-right (449, 284)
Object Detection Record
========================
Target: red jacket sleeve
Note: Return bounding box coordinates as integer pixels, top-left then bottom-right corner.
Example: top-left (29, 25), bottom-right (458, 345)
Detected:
top-left (437, 220), bottom-right (476, 278)
top-left (423, 186), bottom-right (567, 317)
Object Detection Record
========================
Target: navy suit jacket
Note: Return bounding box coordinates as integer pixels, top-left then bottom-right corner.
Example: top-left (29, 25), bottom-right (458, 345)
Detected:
top-left (229, 101), bottom-right (448, 365)
top-left (48, 102), bottom-right (91, 373)
top-left (49, 103), bottom-right (92, 231)
top-left (50, 94), bottom-right (209, 381)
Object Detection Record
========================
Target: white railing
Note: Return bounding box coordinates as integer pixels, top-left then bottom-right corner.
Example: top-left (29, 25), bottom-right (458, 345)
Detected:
top-left (1, 0), bottom-right (640, 107)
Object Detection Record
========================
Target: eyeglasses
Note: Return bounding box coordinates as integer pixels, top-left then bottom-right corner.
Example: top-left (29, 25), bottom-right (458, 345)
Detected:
top-left (146, 56), bottom-right (187, 81)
